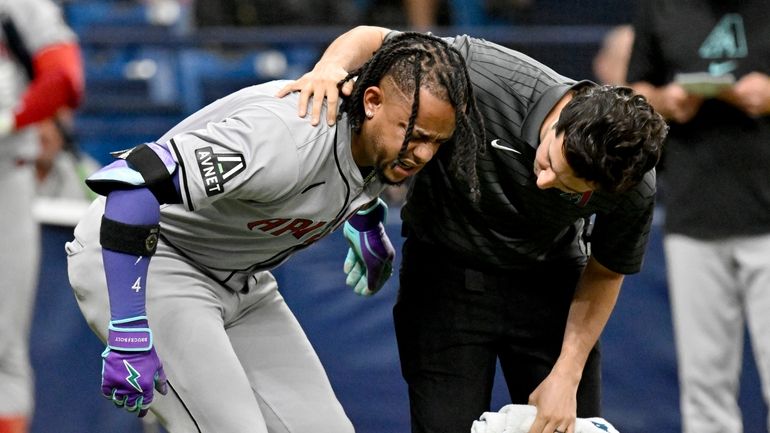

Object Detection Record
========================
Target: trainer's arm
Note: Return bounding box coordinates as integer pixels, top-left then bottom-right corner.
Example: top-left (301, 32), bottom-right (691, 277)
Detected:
top-left (276, 26), bottom-right (390, 126)
top-left (527, 255), bottom-right (622, 433)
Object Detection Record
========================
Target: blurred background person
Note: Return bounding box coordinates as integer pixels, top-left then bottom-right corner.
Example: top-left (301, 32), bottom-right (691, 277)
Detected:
top-left (627, 1), bottom-right (770, 433)
top-left (592, 24), bottom-right (633, 86)
top-left (0, 1), bottom-right (83, 432)
top-left (34, 108), bottom-right (99, 201)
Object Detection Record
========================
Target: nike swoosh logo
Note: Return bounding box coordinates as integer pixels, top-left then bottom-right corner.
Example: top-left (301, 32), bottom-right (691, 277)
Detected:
top-left (490, 139), bottom-right (521, 154)
top-left (708, 60), bottom-right (737, 77)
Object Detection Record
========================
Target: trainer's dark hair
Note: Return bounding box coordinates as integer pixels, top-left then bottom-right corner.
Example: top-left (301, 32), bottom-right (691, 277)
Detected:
top-left (556, 85), bottom-right (668, 193)
top-left (340, 32), bottom-right (485, 198)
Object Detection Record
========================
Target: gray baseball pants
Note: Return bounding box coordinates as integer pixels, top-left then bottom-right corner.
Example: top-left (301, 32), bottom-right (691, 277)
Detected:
top-left (67, 199), bottom-right (354, 433)
top-left (665, 233), bottom-right (770, 433)
top-left (0, 164), bottom-right (40, 418)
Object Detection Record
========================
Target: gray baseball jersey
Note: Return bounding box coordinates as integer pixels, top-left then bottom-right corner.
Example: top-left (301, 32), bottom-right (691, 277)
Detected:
top-left (155, 80), bottom-right (385, 282)
top-left (401, 34), bottom-right (656, 274)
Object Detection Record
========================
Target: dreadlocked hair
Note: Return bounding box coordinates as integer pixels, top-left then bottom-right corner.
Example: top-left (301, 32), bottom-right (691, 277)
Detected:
top-left (340, 32), bottom-right (486, 199)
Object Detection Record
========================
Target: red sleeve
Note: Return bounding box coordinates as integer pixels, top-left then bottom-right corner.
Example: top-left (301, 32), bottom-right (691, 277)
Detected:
top-left (13, 41), bottom-right (84, 130)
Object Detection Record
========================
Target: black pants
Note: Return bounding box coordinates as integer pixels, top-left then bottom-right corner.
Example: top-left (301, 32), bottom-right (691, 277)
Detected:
top-left (393, 237), bottom-right (601, 433)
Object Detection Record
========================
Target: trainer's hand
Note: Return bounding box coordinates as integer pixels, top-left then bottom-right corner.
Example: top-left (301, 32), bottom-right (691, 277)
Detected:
top-left (275, 63), bottom-right (353, 126)
top-left (342, 198), bottom-right (395, 296)
top-left (472, 405), bottom-right (619, 433)
top-left (526, 369), bottom-right (578, 433)
top-left (101, 318), bottom-right (168, 418)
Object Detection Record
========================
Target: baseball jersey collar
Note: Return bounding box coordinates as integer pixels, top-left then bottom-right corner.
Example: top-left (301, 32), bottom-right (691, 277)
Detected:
top-left (521, 80), bottom-right (594, 150)
top-left (336, 114), bottom-right (369, 186)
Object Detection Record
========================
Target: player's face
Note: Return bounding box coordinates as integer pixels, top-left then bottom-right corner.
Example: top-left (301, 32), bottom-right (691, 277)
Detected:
top-left (363, 84), bottom-right (456, 185)
top-left (534, 122), bottom-right (596, 193)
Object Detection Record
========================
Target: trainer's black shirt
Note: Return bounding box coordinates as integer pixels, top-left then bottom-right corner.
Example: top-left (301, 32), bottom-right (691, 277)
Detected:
top-left (400, 34), bottom-right (656, 275)
top-left (627, 0), bottom-right (770, 240)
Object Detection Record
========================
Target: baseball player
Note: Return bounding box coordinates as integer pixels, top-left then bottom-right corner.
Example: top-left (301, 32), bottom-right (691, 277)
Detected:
top-left (0, 1), bottom-right (83, 432)
top-left (66, 32), bottom-right (484, 433)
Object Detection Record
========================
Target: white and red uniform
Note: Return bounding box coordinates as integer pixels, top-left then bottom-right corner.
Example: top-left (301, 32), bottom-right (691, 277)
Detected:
top-left (0, 0), bottom-right (81, 429)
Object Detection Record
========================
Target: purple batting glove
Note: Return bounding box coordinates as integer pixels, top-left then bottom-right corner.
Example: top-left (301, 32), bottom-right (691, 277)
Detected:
top-left (101, 317), bottom-right (168, 418)
top-left (343, 198), bottom-right (395, 296)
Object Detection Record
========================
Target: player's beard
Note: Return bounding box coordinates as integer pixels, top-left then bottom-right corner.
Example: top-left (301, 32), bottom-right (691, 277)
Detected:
top-left (375, 161), bottom-right (407, 186)
top-left (369, 133), bottom-right (409, 186)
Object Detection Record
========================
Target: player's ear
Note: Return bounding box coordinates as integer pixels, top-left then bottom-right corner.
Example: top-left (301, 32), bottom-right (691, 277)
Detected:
top-left (362, 86), bottom-right (384, 118)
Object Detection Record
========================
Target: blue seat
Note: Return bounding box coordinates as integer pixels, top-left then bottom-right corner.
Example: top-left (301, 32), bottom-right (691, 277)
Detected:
top-left (63, 1), bottom-right (150, 33)
top-left (177, 48), bottom-right (300, 112)
top-left (82, 43), bottom-right (184, 114)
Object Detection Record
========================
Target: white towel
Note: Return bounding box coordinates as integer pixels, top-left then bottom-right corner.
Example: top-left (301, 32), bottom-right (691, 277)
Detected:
top-left (470, 404), bottom-right (619, 433)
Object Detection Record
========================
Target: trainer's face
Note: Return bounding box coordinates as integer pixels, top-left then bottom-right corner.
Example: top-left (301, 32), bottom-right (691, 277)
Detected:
top-left (359, 78), bottom-right (456, 185)
top-left (534, 121), bottom-right (595, 193)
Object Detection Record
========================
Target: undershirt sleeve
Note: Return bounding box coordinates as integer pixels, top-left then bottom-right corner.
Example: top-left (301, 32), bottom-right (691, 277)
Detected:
top-left (13, 42), bottom-right (84, 129)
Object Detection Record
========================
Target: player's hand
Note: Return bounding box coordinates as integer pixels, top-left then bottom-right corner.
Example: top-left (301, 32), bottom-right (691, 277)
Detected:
top-left (275, 63), bottom-right (353, 126)
top-left (101, 317), bottom-right (168, 418)
top-left (342, 198), bottom-right (395, 296)
top-left (526, 369), bottom-right (578, 433)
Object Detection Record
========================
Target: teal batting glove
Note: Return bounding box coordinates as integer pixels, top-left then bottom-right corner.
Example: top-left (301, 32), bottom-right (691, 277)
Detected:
top-left (343, 198), bottom-right (395, 296)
